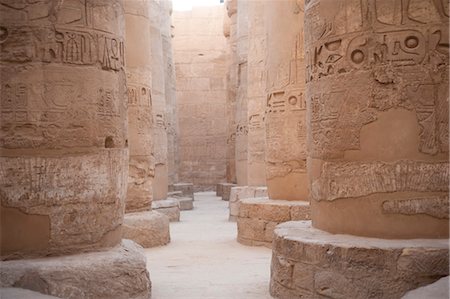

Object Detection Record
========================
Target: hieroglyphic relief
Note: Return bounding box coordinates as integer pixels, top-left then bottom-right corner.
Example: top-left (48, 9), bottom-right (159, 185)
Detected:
top-left (0, 0), bottom-right (125, 71)
top-left (382, 195), bottom-right (449, 219)
top-left (306, 0), bottom-right (449, 158)
top-left (312, 160), bottom-right (449, 201)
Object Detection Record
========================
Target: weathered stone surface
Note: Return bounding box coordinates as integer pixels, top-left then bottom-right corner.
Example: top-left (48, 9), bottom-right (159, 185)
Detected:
top-left (270, 221), bottom-right (449, 299)
top-left (152, 199), bottom-right (180, 222)
top-left (174, 6), bottom-right (229, 191)
top-left (305, 0), bottom-right (449, 238)
top-left (150, 0), bottom-right (169, 200)
top-left (177, 197), bottom-right (194, 211)
top-left (222, 183), bottom-right (238, 201)
top-left (1, 288), bottom-right (61, 299)
top-left (170, 183), bottom-right (194, 199)
top-left (216, 183), bottom-right (224, 197)
top-left (123, 211), bottom-right (170, 248)
top-left (0, 240), bottom-right (151, 299)
top-left (237, 198), bottom-right (310, 247)
top-left (265, 0), bottom-right (308, 201)
top-left (402, 276), bottom-right (449, 299)
top-left (0, 0), bottom-right (127, 260)
top-left (124, 0), bottom-right (154, 213)
top-left (229, 186), bottom-right (267, 220)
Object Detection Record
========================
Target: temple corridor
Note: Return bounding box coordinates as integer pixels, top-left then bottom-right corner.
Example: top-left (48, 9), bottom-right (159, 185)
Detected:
top-left (145, 192), bottom-right (273, 299)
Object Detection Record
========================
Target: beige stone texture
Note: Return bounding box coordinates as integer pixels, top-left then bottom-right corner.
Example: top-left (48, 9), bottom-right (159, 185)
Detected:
top-left (237, 198), bottom-right (310, 247)
top-left (228, 186), bottom-right (267, 220)
top-left (173, 6), bottom-right (229, 191)
top-left (234, 0), bottom-right (249, 186)
top-left (124, 0), bottom-right (154, 213)
top-left (149, 0), bottom-right (169, 200)
top-left (402, 276), bottom-right (449, 299)
top-left (216, 183), bottom-right (224, 197)
top-left (1, 288), bottom-right (61, 299)
top-left (123, 211), bottom-right (170, 248)
top-left (0, 240), bottom-right (151, 299)
top-left (246, 0), bottom-right (266, 187)
top-left (0, 0), bottom-right (128, 260)
top-left (221, 183), bottom-right (238, 202)
top-left (224, 0), bottom-right (238, 184)
top-left (265, 0), bottom-right (308, 201)
top-left (270, 221), bottom-right (449, 299)
top-left (177, 197), bottom-right (194, 211)
top-left (152, 198), bottom-right (181, 222)
top-left (305, 0), bottom-right (449, 239)
top-left (170, 182), bottom-right (194, 199)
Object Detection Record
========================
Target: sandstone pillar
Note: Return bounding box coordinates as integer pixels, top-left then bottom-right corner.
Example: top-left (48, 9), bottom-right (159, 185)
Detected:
top-left (149, 0), bottom-right (169, 201)
top-left (0, 1), bottom-right (150, 297)
top-left (271, 0), bottom-right (449, 297)
top-left (224, 0), bottom-right (237, 184)
top-left (123, 0), bottom-right (170, 248)
top-left (234, 0), bottom-right (249, 186)
top-left (236, 0), bottom-right (310, 247)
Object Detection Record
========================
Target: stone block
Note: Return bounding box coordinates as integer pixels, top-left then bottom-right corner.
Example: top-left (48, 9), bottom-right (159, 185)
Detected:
top-left (237, 198), bottom-right (310, 247)
top-left (0, 240), bottom-right (151, 299)
top-left (220, 183), bottom-right (237, 201)
top-left (270, 221), bottom-right (449, 299)
top-left (0, 288), bottom-right (62, 299)
top-left (170, 183), bottom-right (194, 199)
top-left (152, 199), bottom-right (181, 222)
top-left (177, 197), bottom-right (194, 210)
top-left (123, 211), bottom-right (170, 248)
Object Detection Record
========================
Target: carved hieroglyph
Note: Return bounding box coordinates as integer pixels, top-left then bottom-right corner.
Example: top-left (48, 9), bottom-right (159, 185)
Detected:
top-left (265, 0), bottom-right (307, 201)
top-left (124, 0), bottom-right (154, 213)
top-left (0, 0), bottom-right (128, 259)
top-left (306, 0), bottom-right (449, 238)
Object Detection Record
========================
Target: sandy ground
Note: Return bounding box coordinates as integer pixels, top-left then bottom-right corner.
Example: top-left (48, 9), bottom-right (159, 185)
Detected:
top-left (144, 191), bottom-right (274, 299)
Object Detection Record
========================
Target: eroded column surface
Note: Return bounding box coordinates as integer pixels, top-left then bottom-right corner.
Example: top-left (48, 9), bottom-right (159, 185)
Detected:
top-left (306, 0), bottom-right (449, 239)
top-left (246, 0), bottom-right (266, 186)
top-left (0, 0), bottom-right (128, 260)
top-left (124, 0), bottom-right (154, 213)
top-left (234, 0), bottom-right (249, 186)
top-left (265, 0), bottom-right (308, 201)
top-left (224, 0), bottom-right (237, 184)
top-left (161, 0), bottom-right (179, 188)
top-left (150, 0), bottom-right (169, 200)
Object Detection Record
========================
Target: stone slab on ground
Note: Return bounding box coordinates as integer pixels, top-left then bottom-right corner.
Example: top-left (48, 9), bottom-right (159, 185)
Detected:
top-left (168, 191), bottom-right (183, 197)
top-left (170, 183), bottom-right (194, 199)
top-left (152, 199), bottom-right (181, 222)
top-left (177, 197), bottom-right (194, 210)
top-left (123, 211), bottom-right (170, 248)
top-left (402, 276), bottom-right (449, 299)
top-left (237, 198), bottom-right (310, 248)
top-left (1, 288), bottom-right (62, 299)
top-left (229, 186), bottom-right (268, 221)
top-left (0, 240), bottom-right (151, 299)
top-left (270, 221), bottom-right (449, 299)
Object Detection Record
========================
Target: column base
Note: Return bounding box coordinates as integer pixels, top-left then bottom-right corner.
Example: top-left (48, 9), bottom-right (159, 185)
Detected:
top-left (218, 183), bottom-right (237, 201)
top-left (169, 183), bottom-right (194, 200)
top-left (270, 221), bottom-right (449, 299)
top-left (152, 198), bottom-right (181, 222)
top-left (228, 186), bottom-right (268, 221)
top-left (237, 198), bottom-right (310, 247)
top-left (123, 211), bottom-right (170, 248)
top-left (0, 240), bottom-right (151, 299)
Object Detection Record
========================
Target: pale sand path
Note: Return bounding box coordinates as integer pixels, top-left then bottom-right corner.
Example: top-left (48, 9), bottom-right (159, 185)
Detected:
top-left (144, 191), bottom-right (274, 299)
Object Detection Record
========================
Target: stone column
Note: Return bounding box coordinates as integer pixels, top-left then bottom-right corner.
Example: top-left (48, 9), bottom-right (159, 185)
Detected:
top-left (236, 0), bottom-right (310, 247)
top-left (149, 0), bottom-right (169, 201)
top-left (149, 0), bottom-right (180, 221)
top-left (224, 0), bottom-right (238, 184)
top-left (234, 0), bottom-right (249, 186)
top-left (0, 0), bottom-right (150, 297)
top-left (122, 0), bottom-right (170, 248)
top-left (271, 0), bottom-right (449, 297)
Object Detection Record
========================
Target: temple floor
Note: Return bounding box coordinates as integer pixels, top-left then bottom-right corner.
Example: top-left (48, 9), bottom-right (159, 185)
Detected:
top-left (145, 192), bottom-right (274, 299)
